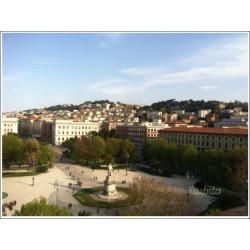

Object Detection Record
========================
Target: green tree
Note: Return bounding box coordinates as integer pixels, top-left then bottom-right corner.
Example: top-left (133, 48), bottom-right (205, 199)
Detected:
top-left (2, 133), bottom-right (24, 167)
top-left (198, 149), bottom-right (226, 187)
top-left (120, 139), bottom-right (136, 163)
top-left (105, 138), bottom-right (121, 164)
top-left (14, 197), bottom-right (72, 216)
top-left (91, 136), bottom-right (106, 164)
top-left (225, 147), bottom-right (248, 192)
top-left (161, 144), bottom-right (180, 176)
top-left (72, 137), bottom-right (92, 163)
top-left (179, 144), bottom-right (198, 176)
top-left (24, 138), bottom-right (41, 166)
top-left (38, 144), bottom-right (55, 166)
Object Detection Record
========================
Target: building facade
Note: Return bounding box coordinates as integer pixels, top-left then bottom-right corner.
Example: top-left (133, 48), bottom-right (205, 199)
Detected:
top-left (198, 109), bottom-right (211, 118)
top-left (18, 119), bottom-right (44, 138)
top-left (51, 120), bottom-right (100, 145)
top-left (2, 117), bottom-right (18, 135)
top-left (159, 127), bottom-right (248, 151)
top-left (215, 118), bottom-right (248, 128)
top-left (116, 122), bottom-right (168, 153)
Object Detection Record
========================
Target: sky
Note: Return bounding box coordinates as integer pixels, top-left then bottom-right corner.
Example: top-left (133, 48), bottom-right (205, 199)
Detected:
top-left (2, 32), bottom-right (249, 112)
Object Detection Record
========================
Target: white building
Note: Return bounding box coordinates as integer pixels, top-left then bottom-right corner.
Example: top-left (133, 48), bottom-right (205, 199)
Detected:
top-left (198, 109), bottom-right (211, 118)
top-left (2, 117), bottom-right (19, 135)
top-left (52, 119), bottom-right (100, 145)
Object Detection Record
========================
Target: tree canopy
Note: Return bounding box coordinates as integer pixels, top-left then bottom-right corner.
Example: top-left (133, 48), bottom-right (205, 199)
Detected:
top-left (14, 197), bottom-right (72, 216)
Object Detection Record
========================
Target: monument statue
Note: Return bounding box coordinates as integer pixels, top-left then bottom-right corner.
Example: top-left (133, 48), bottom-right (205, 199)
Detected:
top-left (103, 163), bottom-right (116, 195)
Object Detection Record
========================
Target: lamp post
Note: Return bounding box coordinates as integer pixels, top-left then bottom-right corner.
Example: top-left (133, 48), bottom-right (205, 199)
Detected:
top-left (31, 159), bottom-right (37, 186)
top-left (31, 147), bottom-right (36, 186)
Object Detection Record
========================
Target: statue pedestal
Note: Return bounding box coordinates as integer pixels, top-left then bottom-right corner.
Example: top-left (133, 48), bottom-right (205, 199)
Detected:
top-left (95, 163), bottom-right (128, 201)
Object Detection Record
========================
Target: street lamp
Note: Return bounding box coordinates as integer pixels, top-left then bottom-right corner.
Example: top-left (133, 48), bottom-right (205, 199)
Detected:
top-left (31, 159), bottom-right (36, 186)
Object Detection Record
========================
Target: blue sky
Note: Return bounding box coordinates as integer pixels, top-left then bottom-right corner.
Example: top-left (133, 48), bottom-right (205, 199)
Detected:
top-left (2, 32), bottom-right (249, 112)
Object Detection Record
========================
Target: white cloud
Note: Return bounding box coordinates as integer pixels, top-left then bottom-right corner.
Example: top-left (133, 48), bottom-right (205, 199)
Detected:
top-left (200, 85), bottom-right (218, 90)
top-left (3, 70), bottom-right (28, 84)
top-left (84, 35), bottom-right (248, 98)
top-left (120, 66), bottom-right (168, 77)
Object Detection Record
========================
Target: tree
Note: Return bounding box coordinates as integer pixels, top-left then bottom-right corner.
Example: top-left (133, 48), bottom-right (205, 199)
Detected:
top-left (24, 138), bottom-right (41, 166)
top-left (161, 144), bottom-right (180, 176)
top-left (198, 149), bottom-right (226, 186)
top-left (91, 136), bottom-right (106, 164)
top-left (14, 197), bottom-right (72, 216)
top-left (225, 147), bottom-right (248, 192)
top-left (2, 133), bottom-right (24, 167)
top-left (124, 177), bottom-right (191, 216)
top-left (179, 144), bottom-right (198, 176)
top-left (120, 139), bottom-right (136, 163)
top-left (105, 138), bottom-right (121, 164)
top-left (62, 137), bottom-right (77, 152)
top-left (38, 144), bottom-right (55, 166)
top-left (72, 137), bottom-right (92, 163)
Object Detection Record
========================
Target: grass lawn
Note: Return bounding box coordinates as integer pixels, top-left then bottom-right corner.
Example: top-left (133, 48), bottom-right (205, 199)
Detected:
top-left (73, 187), bottom-right (141, 208)
top-left (2, 171), bottom-right (42, 178)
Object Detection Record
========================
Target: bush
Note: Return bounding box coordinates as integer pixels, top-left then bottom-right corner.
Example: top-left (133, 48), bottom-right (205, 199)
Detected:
top-left (14, 197), bottom-right (72, 216)
top-left (36, 165), bottom-right (48, 173)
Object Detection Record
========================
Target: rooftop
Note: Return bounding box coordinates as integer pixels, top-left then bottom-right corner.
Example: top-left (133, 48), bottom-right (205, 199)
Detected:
top-left (159, 127), bottom-right (248, 136)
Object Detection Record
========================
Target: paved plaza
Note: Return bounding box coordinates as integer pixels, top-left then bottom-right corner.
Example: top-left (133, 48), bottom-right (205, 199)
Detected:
top-left (3, 163), bottom-right (213, 216)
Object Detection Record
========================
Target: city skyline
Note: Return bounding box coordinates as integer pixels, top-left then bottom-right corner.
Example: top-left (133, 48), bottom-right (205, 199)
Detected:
top-left (2, 32), bottom-right (249, 112)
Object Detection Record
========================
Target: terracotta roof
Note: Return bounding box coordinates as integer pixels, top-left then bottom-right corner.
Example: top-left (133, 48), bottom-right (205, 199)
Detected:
top-left (159, 127), bottom-right (248, 136)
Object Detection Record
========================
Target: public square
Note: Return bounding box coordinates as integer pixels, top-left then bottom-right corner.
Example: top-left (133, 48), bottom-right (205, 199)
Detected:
top-left (3, 163), bottom-right (213, 216)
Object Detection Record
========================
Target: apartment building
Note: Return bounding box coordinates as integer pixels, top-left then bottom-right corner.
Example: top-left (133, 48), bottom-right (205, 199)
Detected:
top-left (2, 117), bottom-right (18, 135)
top-left (18, 119), bottom-right (43, 138)
top-left (198, 109), bottom-right (211, 118)
top-left (52, 119), bottom-right (100, 145)
top-left (215, 118), bottom-right (248, 128)
top-left (116, 122), bottom-right (169, 153)
top-left (159, 127), bottom-right (248, 151)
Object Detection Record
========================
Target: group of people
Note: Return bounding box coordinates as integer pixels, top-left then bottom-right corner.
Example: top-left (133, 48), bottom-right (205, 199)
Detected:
top-left (93, 176), bottom-right (98, 181)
